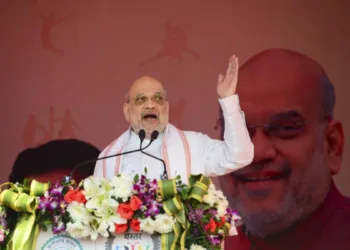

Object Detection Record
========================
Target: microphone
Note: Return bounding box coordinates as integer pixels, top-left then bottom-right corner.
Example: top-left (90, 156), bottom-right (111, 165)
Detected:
top-left (139, 130), bottom-right (168, 180)
top-left (65, 130), bottom-right (155, 183)
top-left (139, 129), bottom-right (146, 149)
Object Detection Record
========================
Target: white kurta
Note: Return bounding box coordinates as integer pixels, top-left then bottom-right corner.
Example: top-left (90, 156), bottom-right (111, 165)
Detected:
top-left (94, 94), bottom-right (254, 180)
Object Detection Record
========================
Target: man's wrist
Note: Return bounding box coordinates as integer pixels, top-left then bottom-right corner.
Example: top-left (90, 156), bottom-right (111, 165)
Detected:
top-left (218, 94), bottom-right (241, 116)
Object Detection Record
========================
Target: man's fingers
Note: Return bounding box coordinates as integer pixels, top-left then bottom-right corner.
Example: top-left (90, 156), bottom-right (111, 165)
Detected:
top-left (226, 56), bottom-right (234, 75)
top-left (231, 56), bottom-right (238, 77)
top-left (226, 56), bottom-right (239, 82)
top-left (225, 55), bottom-right (235, 78)
top-left (218, 74), bottom-right (224, 83)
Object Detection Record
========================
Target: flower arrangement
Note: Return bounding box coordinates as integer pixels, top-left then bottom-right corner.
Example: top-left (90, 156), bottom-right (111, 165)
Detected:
top-left (0, 206), bottom-right (10, 247)
top-left (0, 171), bottom-right (240, 250)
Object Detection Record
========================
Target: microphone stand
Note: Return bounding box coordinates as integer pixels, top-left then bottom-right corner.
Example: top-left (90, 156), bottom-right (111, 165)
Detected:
top-left (64, 130), bottom-right (154, 184)
top-left (140, 151), bottom-right (168, 180)
top-left (139, 130), bottom-right (168, 180)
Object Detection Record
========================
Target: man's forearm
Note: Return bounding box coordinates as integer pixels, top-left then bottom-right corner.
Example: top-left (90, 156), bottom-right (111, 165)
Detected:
top-left (219, 95), bottom-right (254, 167)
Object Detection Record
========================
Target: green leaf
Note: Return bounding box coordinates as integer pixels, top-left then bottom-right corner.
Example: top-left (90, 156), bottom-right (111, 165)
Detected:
top-left (202, 204), bottom-right (211, 210)
top-left (134, 174), bottom-right (139, 183)
top-left (23, 178), bottom-right (30, 187)
top-left (144, 167), bottom-right (148, 175)
top-left (201, 217), bottom-right (209, 224)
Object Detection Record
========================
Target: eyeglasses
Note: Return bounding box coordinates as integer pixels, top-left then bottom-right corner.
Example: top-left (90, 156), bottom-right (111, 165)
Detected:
top-left (129, 93), bottom-right (167, 106)
top-left (246, 121), bottom-right (307, 138)
top-left (215, 111), bottom-right (330, 139)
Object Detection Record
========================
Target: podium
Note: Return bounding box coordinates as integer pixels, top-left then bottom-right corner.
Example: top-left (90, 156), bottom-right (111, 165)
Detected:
top-left (0, 174), bottom-right (239, 250)
top-left (36, 230), bottom-right (161, 250)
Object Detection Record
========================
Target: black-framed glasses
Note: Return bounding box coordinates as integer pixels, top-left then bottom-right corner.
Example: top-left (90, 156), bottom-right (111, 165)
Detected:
top-left (246, 121), bottom-right (307, 138)
top-left (215, 110), bottom-right (330, 139)
top-left (129, 93), bottom-right (167, 106)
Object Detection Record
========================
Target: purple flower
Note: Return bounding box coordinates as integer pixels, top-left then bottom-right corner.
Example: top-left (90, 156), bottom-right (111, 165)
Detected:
top-left (49, 200), bottom-right (59, 210)
top-left (226, 208), bottom-right (239, 222)
top-left (52, 220), bottom-right (65, 234)
top-left (133, 184), bottom-right (141, 192)
top-left (144, 200), bottom-right (162, 217)
top-left (207, 209), bottom-right (217, 217)
top-left (210, 235), bottom-right (222, 245)
top-left (133, 176), bottom-right (161, 218)
top-left (0, 217), bottom-right (7, 230)
top-left (188, 208), bottom-right (204, 222)
top-left (0, 229), bottom-right (5, 243)
top-left (36, 182), bottom-right (69, 235)
top-left (149, 179), bottom-right (158, 191)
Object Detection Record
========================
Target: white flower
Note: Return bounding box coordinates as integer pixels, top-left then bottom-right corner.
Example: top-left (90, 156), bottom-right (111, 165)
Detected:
top-left (97, 220), bottom-right (110, 238)
top-left (98, 212), bottom-right (127, 234)
top-left (189, 244), bottom-right (207, 250)
top-left (203, 183), bottom-right (231, 219)
top-left (139, 217), bottom-right (156, 234)
top-left (83, 177), bottom-right (117, 211)
top-left (83, 176), bottom-right (111, 200)
top-left (66, 222), bottom-right (91, 239)
top-left (111, 174), bottom-right (133, 202)
top-left (203, 184), bottom-right (217, 206)
top-left (216, 202), bottom-right (228, 218)
top-left (154, 214), bottom-right (175, 234)
top-left (87, 219), bottom-right (100, 241)
top-left (67, 202), bottom-right (93, 223)
top-left (215, 190), bottom-right (226, 200)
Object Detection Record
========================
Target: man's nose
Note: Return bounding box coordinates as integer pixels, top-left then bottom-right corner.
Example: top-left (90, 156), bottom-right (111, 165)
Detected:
top-left (251, 130), bottom-right (277, 163)
top-left (144, 98), bottom-right (156, 109)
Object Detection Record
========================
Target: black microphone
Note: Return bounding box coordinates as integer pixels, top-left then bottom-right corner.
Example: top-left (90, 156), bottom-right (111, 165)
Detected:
top-left (65, 130), bottom-right (155, 183)
top-left (139, 130), bottom-right (168, 180)
top-left (139, 129), bottom-right (146, 149)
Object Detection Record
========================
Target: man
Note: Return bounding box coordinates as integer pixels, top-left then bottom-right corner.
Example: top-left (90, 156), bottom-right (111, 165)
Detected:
top-left (216, 49), bottom-right (350, 249)
top-left (94, 55), bottom-right (254, 182)
top-left (9, 139), bottom-right (101, 184)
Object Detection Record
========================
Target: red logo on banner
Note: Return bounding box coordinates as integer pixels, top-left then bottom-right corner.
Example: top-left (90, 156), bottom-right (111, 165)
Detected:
top-left (139, 22), bottom-right (200, 67)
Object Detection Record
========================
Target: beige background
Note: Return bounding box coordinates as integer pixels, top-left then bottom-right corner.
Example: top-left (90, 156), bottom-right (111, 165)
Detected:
top-left (1, 0), bottom-right (349, 195)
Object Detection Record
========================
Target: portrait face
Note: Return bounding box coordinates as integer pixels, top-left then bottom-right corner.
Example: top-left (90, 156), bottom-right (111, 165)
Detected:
top-left (219, 51), bottom-right (344, 236)
top-left (123, 77), bottom-right (169, 137)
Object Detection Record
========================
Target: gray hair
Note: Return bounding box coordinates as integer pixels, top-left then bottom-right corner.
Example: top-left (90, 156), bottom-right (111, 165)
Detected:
top-left (124, 89), bottom-right (168, 104)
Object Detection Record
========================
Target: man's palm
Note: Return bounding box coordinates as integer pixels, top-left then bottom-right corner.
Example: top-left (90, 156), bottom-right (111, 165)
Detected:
top-left (217, 55), bottom-right (239, 98)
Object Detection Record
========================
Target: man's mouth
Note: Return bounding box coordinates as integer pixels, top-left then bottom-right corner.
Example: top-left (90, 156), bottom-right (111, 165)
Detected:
top-left (143, 114), bottom-right (158, 120)
top-left (234, 170), bottom-right (291, 182)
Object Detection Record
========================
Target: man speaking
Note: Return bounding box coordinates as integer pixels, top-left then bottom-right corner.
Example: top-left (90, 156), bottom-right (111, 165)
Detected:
top-left (94, 55), bottom-right (254, 182)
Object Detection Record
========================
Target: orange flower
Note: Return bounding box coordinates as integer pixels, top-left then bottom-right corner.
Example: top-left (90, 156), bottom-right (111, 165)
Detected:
top-left (75, 191), bottom-right (87, 204)
top-left (216, 216), bottom-right (226, 228)
top-left (206, 218), bottom-right (217, 233)
top-left (115, 223), bottom-right (128, 233)
top-left (130, 218), bottom-right (140, 232)
top-left (130, 196), bottom-right (142, 211)
top-left (64, 190), bottom-right (76, 204)
top-left (117, 203), bottom-right (134, 220)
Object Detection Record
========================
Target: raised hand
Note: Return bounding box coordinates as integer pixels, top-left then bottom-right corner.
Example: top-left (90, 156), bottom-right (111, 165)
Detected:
top-left (217, 55), bottom-right (239, 98)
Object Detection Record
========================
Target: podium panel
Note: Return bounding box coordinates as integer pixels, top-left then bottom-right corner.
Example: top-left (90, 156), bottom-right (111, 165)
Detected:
top-left (35, 231), bottom-right (161, 250)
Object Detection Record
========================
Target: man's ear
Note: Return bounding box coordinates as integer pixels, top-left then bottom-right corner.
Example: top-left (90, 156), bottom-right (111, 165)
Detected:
top-left (326, 120), bottom-right (344, 175)
top-left (165, 101), bottom-right (169, 112)
top-left (123, 103), bottom-right (130, 122)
